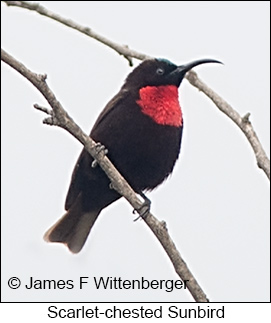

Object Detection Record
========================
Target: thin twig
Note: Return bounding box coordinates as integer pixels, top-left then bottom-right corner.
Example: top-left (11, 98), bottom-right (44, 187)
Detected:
top-left (1, 48), bottom-right (209, 302)
top-left (2, 1), bottom-right (150, 63)
top-left (186, 70), bottom-right (270, 179)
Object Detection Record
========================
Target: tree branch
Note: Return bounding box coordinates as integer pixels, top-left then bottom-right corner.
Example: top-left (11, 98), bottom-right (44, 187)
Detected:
top-left (1, 48), bottom-right (209, 302)
top-left (2, 0), bottom-right (150, 65)
top-left (2, 0), bottom-right (269, 180)
top-left (186, 71), bottom-right (270, 179)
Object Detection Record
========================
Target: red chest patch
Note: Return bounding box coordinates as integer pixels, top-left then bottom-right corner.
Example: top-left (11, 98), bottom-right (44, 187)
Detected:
top-left (136, 85), bottom-right (182, 127)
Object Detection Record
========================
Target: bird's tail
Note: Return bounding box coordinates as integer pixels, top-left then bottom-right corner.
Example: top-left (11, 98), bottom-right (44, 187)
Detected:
top-left (43, 197), bottom-right (100, 253)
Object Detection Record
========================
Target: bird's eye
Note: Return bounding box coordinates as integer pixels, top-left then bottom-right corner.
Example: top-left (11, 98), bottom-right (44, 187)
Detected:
top-left (156, 68), bottom-right (164, 75)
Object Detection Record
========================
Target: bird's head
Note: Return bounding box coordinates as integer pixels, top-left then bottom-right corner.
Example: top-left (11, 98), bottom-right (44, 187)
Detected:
top-left (123, 57), bottom-right (222, 89)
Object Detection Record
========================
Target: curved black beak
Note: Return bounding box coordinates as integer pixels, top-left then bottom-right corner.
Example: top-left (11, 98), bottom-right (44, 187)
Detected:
top-left (177, 58), bottom-right (222, 74)
top-left (171, 58), bottom-right (222, 86)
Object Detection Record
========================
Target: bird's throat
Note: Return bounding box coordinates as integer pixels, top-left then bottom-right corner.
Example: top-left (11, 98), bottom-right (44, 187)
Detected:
top-left (136, 85), bottom-right (183, 127)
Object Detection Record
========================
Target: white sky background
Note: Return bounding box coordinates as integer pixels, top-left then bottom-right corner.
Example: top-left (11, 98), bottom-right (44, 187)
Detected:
top-left (1, 1), bottom-right (270, 302)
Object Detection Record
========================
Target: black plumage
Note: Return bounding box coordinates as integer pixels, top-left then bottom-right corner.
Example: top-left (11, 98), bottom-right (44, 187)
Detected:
top-left (44, 58), bottom-right (220, 253)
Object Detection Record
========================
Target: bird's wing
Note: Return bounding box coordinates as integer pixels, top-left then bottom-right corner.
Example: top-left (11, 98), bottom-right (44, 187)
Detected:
top-left (90, 88), bottom-right (129, 132)
top-left (64, 89), bottom-right (130, 211)
top-left (64, 150), bottom-right (90, 210)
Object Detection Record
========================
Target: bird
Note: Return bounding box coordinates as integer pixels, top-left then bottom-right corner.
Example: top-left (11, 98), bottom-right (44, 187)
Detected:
top-left (44, 57), bottom-right (221, 253)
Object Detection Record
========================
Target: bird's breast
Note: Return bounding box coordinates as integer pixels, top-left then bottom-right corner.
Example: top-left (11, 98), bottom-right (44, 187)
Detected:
top-left (136, 85), bottom-right (183, 127)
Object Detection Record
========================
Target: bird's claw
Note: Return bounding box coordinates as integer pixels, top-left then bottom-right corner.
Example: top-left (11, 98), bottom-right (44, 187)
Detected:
top-left (133, 192), bottom-right (151, 221)
top-left (91, 143), bottom-right (108, 168)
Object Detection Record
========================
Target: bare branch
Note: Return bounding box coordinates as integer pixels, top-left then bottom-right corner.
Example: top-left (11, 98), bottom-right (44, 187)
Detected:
top-left (1, 48), bottom-right (209, 302)
top-left (2, 1), bottom-right (150, 63)
top-left (186, 70), bottom-right (270, 179)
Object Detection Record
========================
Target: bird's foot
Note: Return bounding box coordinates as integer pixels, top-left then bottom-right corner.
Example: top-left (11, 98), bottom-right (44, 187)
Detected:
top-left (133, 192), bottom-right (151, 221)
top-left (91, 142), bottom-right (108, 168)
